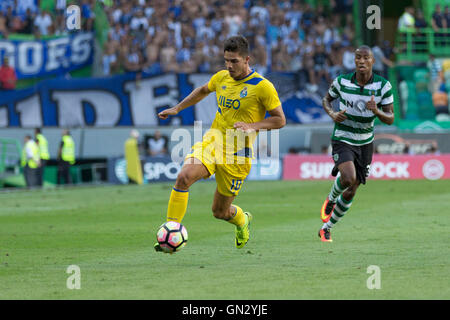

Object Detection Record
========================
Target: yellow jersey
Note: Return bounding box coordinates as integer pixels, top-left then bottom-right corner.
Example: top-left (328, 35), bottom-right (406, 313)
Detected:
top-left (207, 69), bottom-right (281, 158)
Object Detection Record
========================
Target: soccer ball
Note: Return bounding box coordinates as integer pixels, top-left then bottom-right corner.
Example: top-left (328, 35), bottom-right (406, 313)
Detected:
top-left (156, 221), bottom-right (188, 253)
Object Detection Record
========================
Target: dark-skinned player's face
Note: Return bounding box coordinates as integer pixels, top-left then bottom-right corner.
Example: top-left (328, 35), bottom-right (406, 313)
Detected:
top-left (224, 50), bottom-right (249, 80)
top-left (354, 49), bottom-right (374, 73)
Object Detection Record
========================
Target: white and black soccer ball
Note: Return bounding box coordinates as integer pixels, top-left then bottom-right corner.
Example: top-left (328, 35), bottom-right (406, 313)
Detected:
top-left (156, 221), bottom-right (188, 253)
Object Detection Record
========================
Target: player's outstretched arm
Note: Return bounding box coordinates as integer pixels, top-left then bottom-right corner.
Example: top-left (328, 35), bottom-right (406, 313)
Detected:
top-left (158, 83), bottom-right (211, 120)
top-left (366, 95), bottom-right (394, 125)
top-left (234, 105), bottom-right (286, 132)
top-left (322, 92), bottom-right (347, 123)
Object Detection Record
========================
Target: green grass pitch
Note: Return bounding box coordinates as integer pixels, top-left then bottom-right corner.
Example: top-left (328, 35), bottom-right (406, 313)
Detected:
top-left (0, 179), bottom-right (449, 299)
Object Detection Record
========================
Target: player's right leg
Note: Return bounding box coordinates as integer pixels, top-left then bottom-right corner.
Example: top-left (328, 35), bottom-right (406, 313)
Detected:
top-left (166, 157), bottom-right (210, 222)
top-left (319, 161), bottom-right (357, 242)
top-left (155, 157), bottom-right (210, 252)
top-left (321, 141), bottom-right (353, 223)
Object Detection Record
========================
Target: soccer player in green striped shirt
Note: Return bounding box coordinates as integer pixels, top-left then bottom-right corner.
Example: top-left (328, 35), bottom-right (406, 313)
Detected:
top-left (318, 45), bottom-right (394, 242)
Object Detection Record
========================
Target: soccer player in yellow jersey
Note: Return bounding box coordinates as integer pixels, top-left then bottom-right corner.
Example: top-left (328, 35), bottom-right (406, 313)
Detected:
top-left (154, 36), bottom-right (286, 251)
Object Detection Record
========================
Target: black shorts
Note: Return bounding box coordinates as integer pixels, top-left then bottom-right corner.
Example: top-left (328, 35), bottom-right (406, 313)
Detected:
top-left (330, 140), bottom-right (373, 185)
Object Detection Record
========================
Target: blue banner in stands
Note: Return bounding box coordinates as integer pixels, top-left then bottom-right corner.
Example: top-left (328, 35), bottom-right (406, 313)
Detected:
top-left (0, 72), bottom-right (328, 127)
top-left (0, 32), bottom-right (94, 79)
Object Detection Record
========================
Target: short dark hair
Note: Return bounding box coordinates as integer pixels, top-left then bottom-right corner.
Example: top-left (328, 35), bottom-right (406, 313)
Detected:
top-left (355, 45), bottom-right (373, 55)
top-left (224, 36), bottom-right (249, 57)
top-left (35, 128), bottom-right (41, 134)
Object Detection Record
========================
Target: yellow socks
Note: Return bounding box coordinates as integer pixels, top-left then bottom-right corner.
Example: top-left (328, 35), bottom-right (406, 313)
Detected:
top-left (166, 187), bottom-right (245, 229)
top-left (228, 205), bottom-right (246, 228)
top-left (166, 188), bottom-right (189, 222)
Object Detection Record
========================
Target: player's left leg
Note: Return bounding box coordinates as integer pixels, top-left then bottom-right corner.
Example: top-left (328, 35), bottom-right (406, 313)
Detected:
top-left (322, 181), bottom-right (359, 231)
top-left (211, 189), bottom-right (252, 249)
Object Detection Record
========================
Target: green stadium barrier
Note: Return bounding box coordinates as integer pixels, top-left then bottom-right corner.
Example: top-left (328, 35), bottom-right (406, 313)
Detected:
top-left (396, 28), bottom-right (450, 61)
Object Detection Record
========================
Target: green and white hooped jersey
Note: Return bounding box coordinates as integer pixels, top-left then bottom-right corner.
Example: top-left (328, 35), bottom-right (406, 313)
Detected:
top-left (328, 72), bottom-right (394, 146)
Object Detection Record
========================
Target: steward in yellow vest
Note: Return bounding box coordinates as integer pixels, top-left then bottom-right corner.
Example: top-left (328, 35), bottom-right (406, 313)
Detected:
top-left (35, 128), bottom-right (49, 187)
top-left (57, 129), bottom-right (75, 184)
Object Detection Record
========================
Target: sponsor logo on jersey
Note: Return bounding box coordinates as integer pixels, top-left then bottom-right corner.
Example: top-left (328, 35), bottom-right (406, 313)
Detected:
top-left (218, 95), bottom-right (241, 110)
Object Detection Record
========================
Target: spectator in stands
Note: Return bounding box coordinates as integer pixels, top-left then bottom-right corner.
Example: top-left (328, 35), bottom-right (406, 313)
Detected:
top-left (432, 4), bottom-right (447, 46)
top-left (81, 0), bottom-right (95, 31)
top-left (372, 42), bottom-right (394, 78)
top-left (0, 1), bottom-right (14, 15)
top-left (34, 9), bottom-right (52, 36)
top-left (55, 0), bottom-right (67, 16)
top-left (147, 130), bottom-right (168, 157)
top-left (332, 0), bottom-right (353, 16)
top-left (102, 42), bottom-right (119, 76)
top-left (415, 9), bottom-right (427, 29)
top-left (160, 39), bottom-right (178, 73)
top-left (20, 8), bottom-right (34, 34)
top-left (123, 42), bottom-right (143, 73)
top-left (7, 6), bottom-right (23, 33)
top-left (54, 0), bottom-right (67, 35)
top-left (432, 83), bottom-right (449, 117)
top-left (176, 39), bottom-right (196, 73)
top-left (428, 144), bottom-right (441, 155)
top-left (271, 43), bottom-right (290, 72)
top-left (0, 57), bottom-right (17, 90)
top-left (130, 8), bottom-right (148, 30)
top-left (321, 144), bottom-right (331, 155)
top-left (301, 3), bottom-right (315, 29)
top-left (427, 54), bottom-right (443, 92)
top-left (398, 7), bottom-right (415, 32)
top-left (432, 4), bottom-right (446, 31)
top-left (328, 42), bottom-right (343, 79)
top-left (342, 44), bottom-right (355, 73)
top-left (17, 0), bottom-right (37, 17)
top-left (313, 44), bottom-right (331, 84)
top-left (142, 34), bottom-right (162, 74)
top-left (4, 6), bottom-right (16, 33)
top-left (381, 40), bottom-right (394, 61)
top-left (252, 41), bottom-right (268, 76)
top-left (414, 9), bottom-right (428, 53)
top-left (445, 6), bottom-right (450, 30)
top-left (0, 12), bottom-right (8, 38)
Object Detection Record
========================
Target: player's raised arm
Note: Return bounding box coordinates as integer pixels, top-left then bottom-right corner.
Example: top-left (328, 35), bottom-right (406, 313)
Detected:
top-left (158, 83), bottom-right (211, 120)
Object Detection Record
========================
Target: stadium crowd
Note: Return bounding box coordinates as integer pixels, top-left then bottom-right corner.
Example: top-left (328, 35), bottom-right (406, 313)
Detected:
top-left (1, 0), bottom-right (448, 95)
top-left (0, 0), bottom-right (368, 92)
top-left (99, 0), bottom-right (365, 92)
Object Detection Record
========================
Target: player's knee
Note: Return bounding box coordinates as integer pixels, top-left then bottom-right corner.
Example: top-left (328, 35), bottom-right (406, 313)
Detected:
top-left (343, 184), bottom-right (358, 199)
top-left (176, 171), bottom-right (194, 189)
top-left (340, 175), bottom-right (357, 188)
top-left (211, 205), bottom-right (227, 220)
